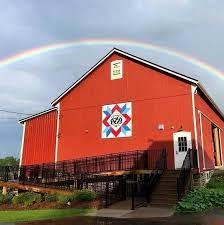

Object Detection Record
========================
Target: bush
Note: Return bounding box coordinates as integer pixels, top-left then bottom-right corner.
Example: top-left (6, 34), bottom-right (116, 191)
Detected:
top-left (12, 195), bottom-right (20, 205)
top-left (44, 193), bottom-right (57, 202)
top-left (57, 194), bottom-right (75, 204)
top-left (207, 174), bottom-right (224, 189)
top-left (0, 194), bottom-right (4, 204)
top-left (3, 193), bottom-right (13, 204)
top-left (74, 189), bottom-right (97, 202)
top-left (0, 193), bottom-right (13, 204)
top-left (175, 188), bottom-right (224, 213)
top-left (12, 192), bottom-right (42, 206)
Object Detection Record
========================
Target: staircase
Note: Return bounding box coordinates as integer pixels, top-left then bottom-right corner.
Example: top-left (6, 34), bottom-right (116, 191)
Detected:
top-left (150, 170), bottom-right (179, 207)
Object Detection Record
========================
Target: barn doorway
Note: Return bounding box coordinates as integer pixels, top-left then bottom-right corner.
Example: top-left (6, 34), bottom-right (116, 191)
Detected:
top-left (212, 125), bottom-right (222, 167)
top-left (173, 131), bottom-right (192, 169)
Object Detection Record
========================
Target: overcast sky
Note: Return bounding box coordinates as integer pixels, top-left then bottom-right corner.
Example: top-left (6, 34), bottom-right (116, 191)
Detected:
top-left (0, 0), bottom-right (224, 158)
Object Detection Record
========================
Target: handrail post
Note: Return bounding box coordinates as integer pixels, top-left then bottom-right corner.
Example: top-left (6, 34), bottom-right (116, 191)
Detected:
top-left (105, 181), bottom-right (109, 208)
top-left (144, 151), bottom-right (149, 169)
top-left (131, 182), bottom-right (135, 210)
top-left (136, 151), bottom-right (139, 170)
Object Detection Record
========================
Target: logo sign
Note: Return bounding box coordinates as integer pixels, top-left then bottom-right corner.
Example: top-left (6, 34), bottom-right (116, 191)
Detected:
top-left (102, 102), bottom-right (132, 138)
top-left (111, 60), bottom-right (123, 80)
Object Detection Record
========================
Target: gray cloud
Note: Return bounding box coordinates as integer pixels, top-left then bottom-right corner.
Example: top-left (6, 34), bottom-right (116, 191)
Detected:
top-left (0, 0), bottom-right (224, 157)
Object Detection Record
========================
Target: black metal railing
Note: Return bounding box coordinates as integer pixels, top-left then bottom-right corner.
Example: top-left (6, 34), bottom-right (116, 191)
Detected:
top-left (130, 149), bottom-right (167, 210)
top-left (19, 149), bottom-right (166, 186)
top-left (0, 166), bottom-right (19, 182)
top-left (177, 149), bottom-right (198, 200)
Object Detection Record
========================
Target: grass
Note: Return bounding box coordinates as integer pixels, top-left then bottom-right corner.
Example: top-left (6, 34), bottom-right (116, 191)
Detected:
top-left (0, 208), bottom-right (95, 222)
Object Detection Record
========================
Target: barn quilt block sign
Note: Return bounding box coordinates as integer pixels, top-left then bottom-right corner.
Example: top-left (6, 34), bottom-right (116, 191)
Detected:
top-left (102, 102), bottom-right (132, 138)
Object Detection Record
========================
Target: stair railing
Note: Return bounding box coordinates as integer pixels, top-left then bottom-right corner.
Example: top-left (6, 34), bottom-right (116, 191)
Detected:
top-left (131, 149), bottom-right (167, 209)
top-left (177, 148), bottom-right (197, 200)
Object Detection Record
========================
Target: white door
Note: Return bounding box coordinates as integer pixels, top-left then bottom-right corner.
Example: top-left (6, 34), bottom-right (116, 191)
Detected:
top-left (173, 131), bottom-right (192, 169)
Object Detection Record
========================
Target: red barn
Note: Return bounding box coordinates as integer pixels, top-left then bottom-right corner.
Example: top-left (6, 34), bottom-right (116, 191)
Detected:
top-left (19, 48), bottom-right (224, 180)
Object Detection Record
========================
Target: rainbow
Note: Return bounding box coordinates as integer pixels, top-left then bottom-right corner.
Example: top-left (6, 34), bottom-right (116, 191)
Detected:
top-left (0, 38), bottom-right (224, 80)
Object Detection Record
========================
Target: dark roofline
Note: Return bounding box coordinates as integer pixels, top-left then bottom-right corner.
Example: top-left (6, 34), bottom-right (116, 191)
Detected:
top-left (51, 48), bottom-right (199, 106)
top-left (19, 108), bottom-right (57, 124)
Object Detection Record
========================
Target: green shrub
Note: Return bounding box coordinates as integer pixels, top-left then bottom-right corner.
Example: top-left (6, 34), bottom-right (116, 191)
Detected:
top-left (175, 188), bottom-right (224, 213)
top-left (12, 192), bottom-right (42, 206)
top-left (57, 189), bottom-right (97, 204)
top-left (207, 174), bottom-right (224, 189)
top-left (57, 194), bottom-right (75, 204)
top-left (3, 194), bottom-right (13, 204)
top-left (0, 194), bottom-right (4, 204)
top-left (12, 195), bottom-right (20, 205)
top-left (0, 193), bottom-right (13, 204)
top-left (44, 193), bottom-right (57, 202)
top-left (74, 189), bottom-right (97, 202)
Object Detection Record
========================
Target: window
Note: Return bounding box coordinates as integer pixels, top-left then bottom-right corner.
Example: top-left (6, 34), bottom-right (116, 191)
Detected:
top-left (178, 137), bottom-right (188, 152)
top-left (111, 60), bottom-right (123, 80)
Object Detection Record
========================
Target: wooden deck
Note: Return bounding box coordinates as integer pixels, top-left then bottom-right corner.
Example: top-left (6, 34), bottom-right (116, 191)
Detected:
top-left (0, 181), bottom-right (73, 195)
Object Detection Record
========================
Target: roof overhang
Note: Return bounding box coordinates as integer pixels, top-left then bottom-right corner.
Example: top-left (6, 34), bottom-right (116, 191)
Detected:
top-left (19, 108), bottom-right (57, 124)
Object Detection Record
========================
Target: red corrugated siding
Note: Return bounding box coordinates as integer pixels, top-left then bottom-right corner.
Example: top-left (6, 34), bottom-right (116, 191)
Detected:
top-left (195, 91), bottom-right (224, 170)
top-left (21, 110), bottom-right (57, 165)
top-left (57, 52), bottom-right (195, 169)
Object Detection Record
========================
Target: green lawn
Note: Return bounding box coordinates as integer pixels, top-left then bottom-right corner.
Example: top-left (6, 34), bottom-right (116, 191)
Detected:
top-left (0, 208), bottom-right (95, 222)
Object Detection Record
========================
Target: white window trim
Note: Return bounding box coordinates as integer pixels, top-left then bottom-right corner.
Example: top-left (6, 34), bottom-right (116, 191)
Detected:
top-left (111, 60), bottom-right (123, 80)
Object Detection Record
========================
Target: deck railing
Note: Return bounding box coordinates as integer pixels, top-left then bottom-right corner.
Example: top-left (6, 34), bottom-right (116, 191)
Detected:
top-left (19, 149), bottom-right (166, 186)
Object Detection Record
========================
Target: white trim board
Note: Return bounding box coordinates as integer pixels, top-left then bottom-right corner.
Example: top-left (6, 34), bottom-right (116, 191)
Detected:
top-left (19, 108), bottom-right (57, 124)
top-left (19, 122), bottom-right (26, 166)
top-left (191, 85), bottom-right (200, 170)
top-left (196, 110), bottom-right (223, 132)
top-left (198, 111), bottom-right (206, 170)
top-left (54, 103), bottom-right (60, 163)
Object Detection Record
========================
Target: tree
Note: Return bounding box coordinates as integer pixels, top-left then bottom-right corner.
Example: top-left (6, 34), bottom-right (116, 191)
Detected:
top-left (0, 156), bottom-right (19, 167)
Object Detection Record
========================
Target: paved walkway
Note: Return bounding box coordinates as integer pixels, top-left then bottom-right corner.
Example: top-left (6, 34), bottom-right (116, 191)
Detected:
top-left (87, 206), bottom-right (174, 218)
top-left (87, 200), bottom-right (174, 218)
